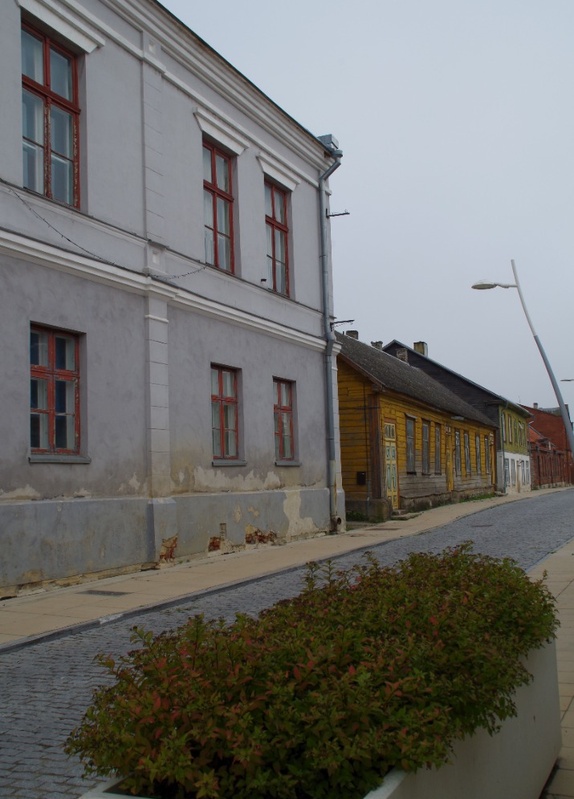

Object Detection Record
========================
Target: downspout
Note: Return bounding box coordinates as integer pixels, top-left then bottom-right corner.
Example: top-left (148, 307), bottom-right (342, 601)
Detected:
top-left (318, 138), bottom-right (342, 531)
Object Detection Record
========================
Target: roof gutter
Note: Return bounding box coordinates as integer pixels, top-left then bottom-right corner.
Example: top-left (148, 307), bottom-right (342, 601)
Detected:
top-left (317, 135), bottom-right (343, 531)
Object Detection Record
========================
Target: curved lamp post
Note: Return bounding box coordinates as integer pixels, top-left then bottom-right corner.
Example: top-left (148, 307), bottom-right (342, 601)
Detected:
top-left (472, 259), bottom-right (574, 459)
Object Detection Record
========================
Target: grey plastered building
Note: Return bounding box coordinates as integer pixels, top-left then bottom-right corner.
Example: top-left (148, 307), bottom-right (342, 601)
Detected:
top-left (0, 0), bottom-right (344, 595)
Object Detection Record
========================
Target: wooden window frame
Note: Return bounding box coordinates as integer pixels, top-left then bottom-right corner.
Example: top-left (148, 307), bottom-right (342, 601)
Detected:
top-left (203, 140), bottom-right (235, 272)
top-left (21, 22), bottom-right (80, 208)
top-left (273, 378), bottom-right (295, 462)
top-left (422, 421), bottom-right (430, 474)
top-left (265, 181), bottom-right (290, 296)
top-left (30, 325), bottom-right (80, 454)
top-left (406, 417), bottom-right (416, 473)
top-left (475, 433), bottom-right (482, 474)
top-left (454, 429), bottom-right (462, 476)
top-left (211, 365), bottom-right (239, 460)
top-left (464, 431), bottom-right (471, 475)
top-left (434, 423), bottom-right (441, 474)
top-left (485, 435), bottom-right (491, 474)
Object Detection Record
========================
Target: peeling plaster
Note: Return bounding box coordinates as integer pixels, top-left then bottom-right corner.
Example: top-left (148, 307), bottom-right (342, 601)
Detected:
top-left (0, 485), bottom-right (42, 501)
top-left (233, 505), bottom-right (242, 523)
top-left (128, 473), bottom-right (142, 491)
top-left (193, 466), bottom-right (282, 492)
top-left (283, 490), bottom-right (316, 537)
top-left (117, 474), bottom-right (146, 495)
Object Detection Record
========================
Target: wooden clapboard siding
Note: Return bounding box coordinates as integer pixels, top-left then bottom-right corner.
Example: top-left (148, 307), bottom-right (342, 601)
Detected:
top-left (337, 360), bottom-right (380, 500)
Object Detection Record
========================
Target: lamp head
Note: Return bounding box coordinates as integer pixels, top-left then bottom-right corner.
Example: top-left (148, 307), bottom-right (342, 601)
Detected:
top-left (472, 281), bottom-right (498, 290)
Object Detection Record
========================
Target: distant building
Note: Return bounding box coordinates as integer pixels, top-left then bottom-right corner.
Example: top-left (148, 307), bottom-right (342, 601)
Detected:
top-left (522, 404), bottom-right (574, 488)
top-left (382, 341), bottom-right (532, 494)
top-left (337, 333), bottom-right (496, 519)
top-left (0, 0), bottom-right (344, 595)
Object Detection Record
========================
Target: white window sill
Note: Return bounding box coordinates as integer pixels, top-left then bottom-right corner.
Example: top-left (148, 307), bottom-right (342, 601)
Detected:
top-left (29, 454), bottom-right (91, 464)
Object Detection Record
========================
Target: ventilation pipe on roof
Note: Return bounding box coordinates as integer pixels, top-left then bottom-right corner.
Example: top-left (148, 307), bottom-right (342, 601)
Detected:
top-left (318, 135), bottom-right (343, 532)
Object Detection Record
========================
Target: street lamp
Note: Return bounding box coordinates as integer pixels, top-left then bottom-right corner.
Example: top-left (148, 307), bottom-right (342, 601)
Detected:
top-left (472, 259), bottom-right (574, 458)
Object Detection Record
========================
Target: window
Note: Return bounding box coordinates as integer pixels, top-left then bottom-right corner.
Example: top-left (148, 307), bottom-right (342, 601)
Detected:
top-left (464, 431), bottom-right (471, 475)
top-left (21, 23), bottom-right (80, 207)
top-left (510, 459), bottom-right (516, 485)
top-left (485, 436), bottom-right (491, 474)
top-left (211, 366), bottom-right (238, 459)
top-left (30, 326), bottom-right (80, 453)
top-left (475, 434), bottom-right (482, 474)
top-left (504, 457), bottom-right (510, 488)
top-left (203, 140), bottom-right (234, 272)
top-left (273, 379), bottom-right (294, 461)
top-left (406, 418), bottom-right (415, 473)
top-left (422, 421), bottom-right (430, 474)
top-left (454, 430), bottom-right (461, 476)
top-left (434, 424), bottom-right (441, 474)
top-left (265, 181), bottom-right (289, 295)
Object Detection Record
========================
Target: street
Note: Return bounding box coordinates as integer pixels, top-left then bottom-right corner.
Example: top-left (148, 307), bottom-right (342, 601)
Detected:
top-left (1, 489), bottom-right (573, 799)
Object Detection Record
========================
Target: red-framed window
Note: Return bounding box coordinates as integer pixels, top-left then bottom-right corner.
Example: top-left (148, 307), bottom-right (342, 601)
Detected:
top-left (30, 326), bottom-right (80, 454)
top-left (265, 182), bottom-right (289, 295)
top-left (274, 379), bottom-right (294, 461)
top-left (21, 23), bottom-right (80, 208)
top-left (211, 365), bottom-right (238, 459)
top-left (203, 141), bottom-right (234, 272)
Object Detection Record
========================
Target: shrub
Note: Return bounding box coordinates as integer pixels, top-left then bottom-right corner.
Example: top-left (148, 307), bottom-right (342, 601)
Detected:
top-left (66, 544), bottom-right (557, 799)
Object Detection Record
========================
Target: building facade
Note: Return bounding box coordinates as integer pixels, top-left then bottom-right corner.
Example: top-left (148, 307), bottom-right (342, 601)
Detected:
top-left (383, 341), bottom-right (531, 495)
top-left (337, 333), bottom-right (496, 518)
top-left (523, 404), bottom-right (574, 488)
top-left (0, 0), bottom-right (344, 595)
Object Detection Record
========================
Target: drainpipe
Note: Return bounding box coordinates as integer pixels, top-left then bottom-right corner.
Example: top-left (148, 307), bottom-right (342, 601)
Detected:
top-left (317, 135), bottom-right (343, 531)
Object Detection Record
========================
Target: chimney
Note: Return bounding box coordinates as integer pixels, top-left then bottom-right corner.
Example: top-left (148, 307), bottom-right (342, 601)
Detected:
top-left (533, 402), bottom-right (538, 410)
top-left (346, 330), bottom-right (359, 339)
top-left (371, 340), bottom-right (383, 350)
top-left (413, 341), bottom-right (428, 357)
top-left (396, 348), bottom-right (408, 363)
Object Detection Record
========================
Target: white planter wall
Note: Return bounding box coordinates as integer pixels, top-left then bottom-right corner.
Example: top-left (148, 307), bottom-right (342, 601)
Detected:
top-left (366, 641), bottom-right (560, 799)
top-left (78, 642), bottom-right (561, 799)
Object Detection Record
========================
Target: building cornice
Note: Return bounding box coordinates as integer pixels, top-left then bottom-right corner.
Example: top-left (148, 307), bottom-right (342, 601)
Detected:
top-left (93, 0), bottom-right (332, 172)
top-left (0, 229), bottom-right (325, 352)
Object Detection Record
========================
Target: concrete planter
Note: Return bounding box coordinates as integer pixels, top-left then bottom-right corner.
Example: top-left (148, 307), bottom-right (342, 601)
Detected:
top-left (79, 642), bottom-right (561, 799)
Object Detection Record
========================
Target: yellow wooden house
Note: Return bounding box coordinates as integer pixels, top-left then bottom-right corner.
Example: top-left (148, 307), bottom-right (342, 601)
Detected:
top-left (337, 332), bottom-right (497, 520)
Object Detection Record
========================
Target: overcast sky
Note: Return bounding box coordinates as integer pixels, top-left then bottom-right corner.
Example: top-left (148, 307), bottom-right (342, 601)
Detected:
top-left (161, 0), bottom-right (574, 410)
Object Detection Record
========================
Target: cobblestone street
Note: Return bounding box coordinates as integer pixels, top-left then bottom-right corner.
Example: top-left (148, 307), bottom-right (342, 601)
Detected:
top-left (2, 489), bottom-right (573, 798)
